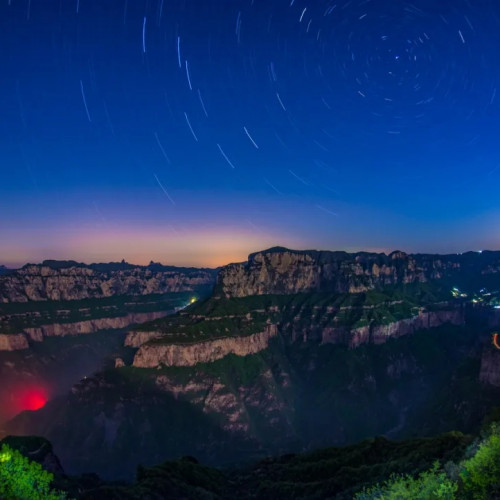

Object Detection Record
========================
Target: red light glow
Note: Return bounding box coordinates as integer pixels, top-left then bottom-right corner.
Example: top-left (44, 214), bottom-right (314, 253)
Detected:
top-left (18, 387), bottom-right (48, 411)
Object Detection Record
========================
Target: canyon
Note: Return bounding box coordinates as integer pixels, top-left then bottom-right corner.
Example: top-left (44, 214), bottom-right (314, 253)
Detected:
top-left (0, 311), bottom-right (170, 351)
top-left (0, 260), bottom-right (217, 351)
top-left (2, 248), bottom-right (500, 479)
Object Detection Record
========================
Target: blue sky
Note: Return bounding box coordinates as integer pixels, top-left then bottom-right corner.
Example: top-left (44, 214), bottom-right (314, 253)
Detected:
top-left (1, 0), bottom-right (500, 267)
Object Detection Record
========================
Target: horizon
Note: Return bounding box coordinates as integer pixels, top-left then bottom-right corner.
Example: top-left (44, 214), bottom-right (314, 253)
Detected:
top-left (1, 244), bottom-right (496, 270)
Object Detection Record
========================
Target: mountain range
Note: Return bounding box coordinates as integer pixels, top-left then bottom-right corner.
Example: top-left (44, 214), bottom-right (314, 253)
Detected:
top-left (1, 247), bottom-right (499, 494)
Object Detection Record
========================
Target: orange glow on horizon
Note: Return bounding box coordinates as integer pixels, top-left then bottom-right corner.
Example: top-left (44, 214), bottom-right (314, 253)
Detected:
top-left (35, 226), bottom-right (306, 268)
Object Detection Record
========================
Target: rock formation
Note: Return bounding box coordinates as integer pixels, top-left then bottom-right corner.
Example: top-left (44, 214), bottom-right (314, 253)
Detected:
top-left (0, 333), bottom-right (29, 351)
top-left (0, 262), bottom-right (216, 302)
top-left (216, 247), bottom-right (498, 298)
top-left (124, 330), bottom-right (164, 348)
top-left (133, 325), bottom-right (278, 367)
top-left (324, 309), bottom-right (465, 347)
top-left (0, 310), bottom-right (170, 351)
top-left (479, 347), bottom-right (500, 387)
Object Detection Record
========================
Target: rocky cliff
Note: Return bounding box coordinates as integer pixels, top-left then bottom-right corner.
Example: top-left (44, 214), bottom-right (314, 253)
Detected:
top-left (0, 262), bottom-right (216, 302)
top-left (216, 247), bottom-right (500, 298)
top-left (133, 324), bottom-right (278, 367)
top-left (0, 310), bottom-right (170, 351)
top-left (323, 309), bottom-right (465, 347)
top-left (125, 330), bottom-right (164, 348)
top-left (126, 247), bottom-right (478, 369)
top-left (0, 333), bottom-right (29, 351)
top-left (479, 347), bottom-right (500, 387)
top-left (129, 307), bottom-right (464, 368)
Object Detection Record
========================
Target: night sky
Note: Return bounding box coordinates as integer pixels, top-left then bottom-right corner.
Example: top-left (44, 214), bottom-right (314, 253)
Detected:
top-left (2, 0), bottom-right (500, 268)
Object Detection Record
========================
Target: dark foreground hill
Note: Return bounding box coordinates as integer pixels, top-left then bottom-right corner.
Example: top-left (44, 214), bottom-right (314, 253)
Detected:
top-left (2, 416), bottom-right (500, 499)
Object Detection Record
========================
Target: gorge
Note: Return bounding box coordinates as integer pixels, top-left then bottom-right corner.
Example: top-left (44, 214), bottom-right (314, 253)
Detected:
top-left (1, 248), bottom-right (500, 481)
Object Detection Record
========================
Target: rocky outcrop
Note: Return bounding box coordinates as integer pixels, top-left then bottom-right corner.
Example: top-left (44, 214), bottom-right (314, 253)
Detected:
top-left (479, 347), bottom-right (500, 387)
top-left (0, 263), bottom-right (216, 302)
top-left (0, 311), bottom-right (170, 351)
top-left (114, 358), bottom-right (125, 368)
top-left (0, 333), bottom-right (29, 351)
top-left (154, 365), bottom-right (292, 436)
top-left (128, 304), bottom-right (465, 368)
top-left (345, 309), bottom-right (464, 347)
top-left (133, 324), bottom-right (278, 368)
top-left (125, 330), bottom-right (164, 348)
top-left (217, 247), bottom-right (500, 298)
top-left (22, 311), bottom-right (170, 340)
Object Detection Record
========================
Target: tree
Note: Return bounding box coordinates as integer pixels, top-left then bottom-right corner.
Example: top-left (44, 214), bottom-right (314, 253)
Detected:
top-left (355, 462), bottom-right (457, 499)
top-left (0, 444), bottom-right (68, 499)
top-left (459, 423), bottom-right (500, 499)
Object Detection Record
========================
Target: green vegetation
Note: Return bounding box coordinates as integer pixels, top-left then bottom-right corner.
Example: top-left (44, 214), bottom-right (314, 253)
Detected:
top-left (355, 462), bottom-right (457, 499)
top-left (0, 443), bottom-right (68, 499)
top-left (56, 418), bottom-right (497, 498)
top-left (3, 421), bottom-right (499, 498)
top-left (355, 422), bottom-right (500, 499)
top-left (134, 283), bottom-right (459, 346)
top-left (0, 290), bottom-right (212, 334)
top-left (459, 422), bottom-right (500, 499)
top-left (71, 429), bottom-right (473, 498)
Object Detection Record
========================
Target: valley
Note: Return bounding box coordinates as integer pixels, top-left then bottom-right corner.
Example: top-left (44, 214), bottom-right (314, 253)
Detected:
top-left (1, 248), bottom-right (500, 491)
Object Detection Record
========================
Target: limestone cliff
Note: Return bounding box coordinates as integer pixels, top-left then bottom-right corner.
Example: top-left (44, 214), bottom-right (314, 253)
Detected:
top-left (0, 262), bottom-right (216, 302)
top-left (133, 325), bottom-right (278, 367)
top-left (322, 309), bottom-right (465, 347)
top-left (216, 247), bottom-right (500, 298)
top-left (125, 330), bottom-right (164, 348)
top-left (130, 306), bottom-right (464, 368)
top-left (0, 310), bottom-right (170, 351)
top-left (0, 333), bottom-right (29, 351)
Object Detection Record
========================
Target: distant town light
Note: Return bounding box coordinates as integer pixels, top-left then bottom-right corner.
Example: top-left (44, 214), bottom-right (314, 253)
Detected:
top-left (189, 297), bottom-right (197, 304)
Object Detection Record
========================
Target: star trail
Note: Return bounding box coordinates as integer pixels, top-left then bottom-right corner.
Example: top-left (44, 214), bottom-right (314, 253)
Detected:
top-left (1, 0), bottom-right (500, 267)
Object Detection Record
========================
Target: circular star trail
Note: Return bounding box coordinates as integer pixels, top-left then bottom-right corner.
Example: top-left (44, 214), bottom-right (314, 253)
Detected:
top-left (1, 0), bottom-right (500, 266)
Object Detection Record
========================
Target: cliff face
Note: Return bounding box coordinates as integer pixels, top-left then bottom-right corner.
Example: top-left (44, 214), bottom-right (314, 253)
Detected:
top-left (130, 308), bottom-right (464, 368)
top-left (217, 248), bottom-right (500, 298)
top-left (0, 311), bottom-right (170, 351)
top-left (0, 264), bottom-right (216, 302)
top-left (125, 330), bottom-right (163, 348)
top-left (323, 309), bottom-right (465, 347)
top-left (479, 347), bottom-right (500, 386)
top-left (133, 325), bottom-right (278, 367)
top-left (0, 333), bottom-right (29, 351)
top-left (23, 311), bottom-right (170, 340)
